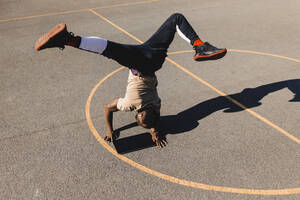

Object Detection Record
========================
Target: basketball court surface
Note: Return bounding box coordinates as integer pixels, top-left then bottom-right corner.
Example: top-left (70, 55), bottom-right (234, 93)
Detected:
top-left (1, 0), bottom-right (300, 199)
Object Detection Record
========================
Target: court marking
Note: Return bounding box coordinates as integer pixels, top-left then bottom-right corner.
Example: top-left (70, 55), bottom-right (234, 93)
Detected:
top-left (0, 0), bottom-right (159, 23)
top-left (85, 59), bottom-right (300, 195)
top-left (85, 10), bottom-right (300, 195)
top-left (165, 56), bottom-right (300, 145)
top-left (168, 49), bottom-right (300, 63)
top-left (88, 9), bottom-right (300, 145)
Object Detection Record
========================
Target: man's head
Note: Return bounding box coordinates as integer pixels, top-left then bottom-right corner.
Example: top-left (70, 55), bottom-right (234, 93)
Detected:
top-left (135, 105), bottom-right (160, 129)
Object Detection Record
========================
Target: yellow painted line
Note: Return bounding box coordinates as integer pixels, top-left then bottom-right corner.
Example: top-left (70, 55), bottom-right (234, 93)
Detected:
top-left (85, 66), bottom-right (300, 195)
top-left (168, 49), bottom-right (300, 63)
top-left (168, 50), bottom-right (193, 55)
top-left (165, 57), bottom-right (300, 145)
top-left (167, 49), bottom-right (300, 144)
top-left (0, 0), bottom-right (159, 23)
top-left (87, 10), bottom-right (300, 194)
top-left (230, 49), bottom-right (300, 63)
top-left (0, 8), bottom-right (88, 23)
top-left (89, 9), bottom-right (144, 44)
top-left (93, 0), bottom-right (159, 11)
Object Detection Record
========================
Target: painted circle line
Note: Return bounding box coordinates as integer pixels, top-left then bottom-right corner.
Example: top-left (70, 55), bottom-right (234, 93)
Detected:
top-left (85, 49), bottom-right (300, 195)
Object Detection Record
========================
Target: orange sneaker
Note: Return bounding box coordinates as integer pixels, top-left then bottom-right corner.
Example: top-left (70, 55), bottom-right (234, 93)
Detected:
top-left (35, 24), bottom-right (73, 51)
top-left (193, 42), bottom-right (227, 61)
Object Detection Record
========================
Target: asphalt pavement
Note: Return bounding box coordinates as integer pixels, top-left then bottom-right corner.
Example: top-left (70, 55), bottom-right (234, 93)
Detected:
top-left (1, 0), bottom-right (300, 199)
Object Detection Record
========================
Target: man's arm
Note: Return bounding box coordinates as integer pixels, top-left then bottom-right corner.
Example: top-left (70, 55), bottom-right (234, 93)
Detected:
top-left (104, 98), bottom-right (119, 142)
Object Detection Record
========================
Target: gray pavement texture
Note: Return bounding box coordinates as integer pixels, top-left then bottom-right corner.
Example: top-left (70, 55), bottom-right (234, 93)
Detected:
top-left (1, 0), bottom-right (300, 199)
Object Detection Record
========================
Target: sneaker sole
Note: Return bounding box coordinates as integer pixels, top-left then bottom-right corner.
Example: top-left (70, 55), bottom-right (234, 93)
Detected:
top-left (194, 48), bottom-right (227, 61)
top-left (35, 24), bottom-right (66, 51)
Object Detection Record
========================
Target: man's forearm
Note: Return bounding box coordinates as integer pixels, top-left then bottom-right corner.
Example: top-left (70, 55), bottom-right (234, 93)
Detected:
top-left (104, 98), bottom-right (119, 132)
top-left (104, 108), bottom-right (114, 132)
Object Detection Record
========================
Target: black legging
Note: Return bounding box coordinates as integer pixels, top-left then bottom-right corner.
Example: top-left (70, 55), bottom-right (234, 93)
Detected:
top-left (102, 13), bottom-right (199, 75)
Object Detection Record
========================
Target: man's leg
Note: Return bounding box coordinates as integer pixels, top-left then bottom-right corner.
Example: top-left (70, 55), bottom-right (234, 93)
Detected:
top-left (144, 13), bottom-right (200, 49)
top-left (77, 37), bottom-right (143, 70)
top-left (144, 13), bottom-right (227, 61)
top-left (78, 38), bottom-right (156, 75)
top-left (35, 24), bottom-right (153, 74)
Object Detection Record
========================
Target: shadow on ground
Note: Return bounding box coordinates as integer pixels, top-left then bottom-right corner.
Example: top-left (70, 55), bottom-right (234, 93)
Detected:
top-left (113, 79), bottom-right (300, 154)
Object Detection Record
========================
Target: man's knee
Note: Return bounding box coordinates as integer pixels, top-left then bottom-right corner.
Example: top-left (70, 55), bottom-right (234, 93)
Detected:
top-left (170, 13), bottom-right (184, 20)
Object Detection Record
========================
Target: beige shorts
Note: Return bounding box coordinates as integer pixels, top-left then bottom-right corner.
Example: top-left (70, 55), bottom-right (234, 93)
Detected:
top-left (117, 70), bottom-right (161, 113)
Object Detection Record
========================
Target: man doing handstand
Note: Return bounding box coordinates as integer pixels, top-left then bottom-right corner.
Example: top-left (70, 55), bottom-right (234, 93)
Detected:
top-left (35, 13), bottom-right (227, 147)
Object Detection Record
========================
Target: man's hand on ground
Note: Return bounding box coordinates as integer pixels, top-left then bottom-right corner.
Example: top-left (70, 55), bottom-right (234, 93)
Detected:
top-left (104, 130), bottom-right (117, 142)
top-left (151, 128), bottom-right (167, 148)
top-left (153, 137), bottom-right (167, 148)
